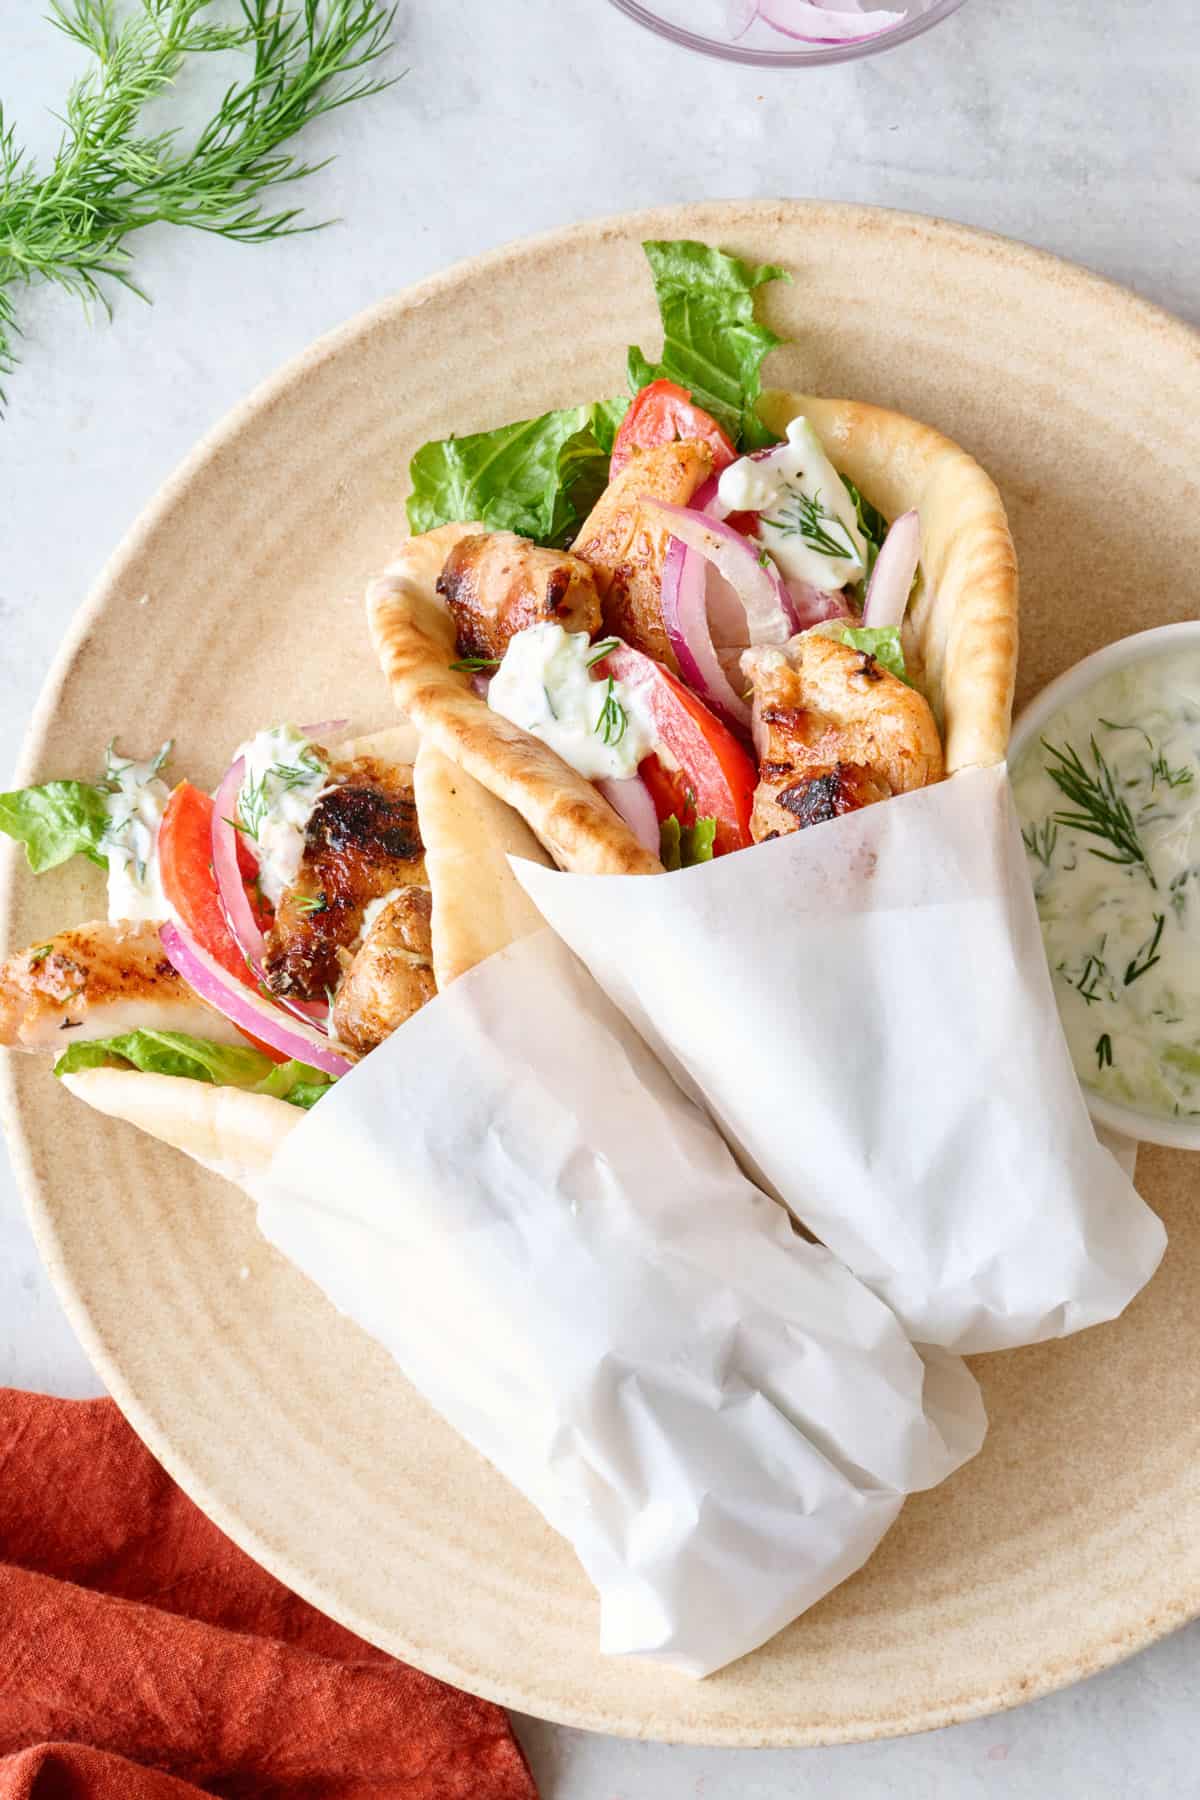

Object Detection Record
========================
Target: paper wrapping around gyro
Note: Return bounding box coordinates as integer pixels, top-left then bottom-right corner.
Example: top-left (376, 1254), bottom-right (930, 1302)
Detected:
top-left (248, 928), bottom-right (984, 1678)
top-left (514, 765), bottom-right (1166, 1356)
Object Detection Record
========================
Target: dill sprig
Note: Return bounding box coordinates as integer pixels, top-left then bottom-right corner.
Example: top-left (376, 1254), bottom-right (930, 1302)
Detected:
top-left (1123, 913), bottom-right (1165, 986)
top-left (594, 677), bottom-right (628, 747)
top-left (449, 655), bottom-right (501, 673)
top-left (761, 488), bottom-right (857, 560)
top-left (1042, 735), bottom-right (1157, 888)
top-left (0, 0), bottom-right (398, 403)
top-left (1021, 817), bottom-right (1058, 873)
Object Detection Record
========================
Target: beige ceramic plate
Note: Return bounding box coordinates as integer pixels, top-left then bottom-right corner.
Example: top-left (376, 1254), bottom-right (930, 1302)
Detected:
top-left (3, 202), bottom-right (1199, 1747)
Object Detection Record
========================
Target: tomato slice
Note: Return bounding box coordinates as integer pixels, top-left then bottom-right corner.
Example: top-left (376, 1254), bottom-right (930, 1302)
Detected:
top-left (159, 782), bottom-right (287, 1059)
top-left (159, 782), bottom-right (268, 983)
top-left (598, 644), bottom-right (756, 856)
top-left (610, 379), bottom-right (737, 477)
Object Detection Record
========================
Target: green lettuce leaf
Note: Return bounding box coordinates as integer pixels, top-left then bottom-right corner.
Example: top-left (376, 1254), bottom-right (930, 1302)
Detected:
top-left (627, 241), bottom-right (790, 451)
top-left (406, 399), bottom-right (627, 547)
top-left (54, 1030), bottom-right (335, 1109)
top-left (839, 626), bottom-right (909, 684)
top-left (659, 814), bottom-right (718, 871)
top-left (0, 781), bottom-right (110, 873)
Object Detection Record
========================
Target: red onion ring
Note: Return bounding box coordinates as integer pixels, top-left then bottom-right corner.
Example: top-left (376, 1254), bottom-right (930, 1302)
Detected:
top-left (752, 0), bottom-right (907, 41)
top-left (660, 537), bottom-right (752, 733)
top-left (862, 509), bottom-right (921, 630)
top-left (160, 921), bottom-right (355, 1079)
top-left (644, 500), bottom-right (801, 641)
top-left (596, 775), bottom-right (661, 854)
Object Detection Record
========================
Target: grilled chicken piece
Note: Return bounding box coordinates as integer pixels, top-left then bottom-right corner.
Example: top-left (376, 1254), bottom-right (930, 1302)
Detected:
top-left (572, 440), bottom-right (713, 669)
top-left (0, 921), bottom-right (246, 1051)
top-left (263, 757), bottom-right (426, 1001)
top-left (437, 532), bottom-right (601, 661)
top-left (331, 887), bottom-right (436, 1055)
top-left (743, 632), bottom-right (943, 842)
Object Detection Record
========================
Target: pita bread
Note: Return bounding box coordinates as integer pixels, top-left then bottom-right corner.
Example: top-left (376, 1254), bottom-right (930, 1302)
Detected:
top-left (365, 524), bottom-right (663, 877)
top-left (59, 720), bottom-right (555, 1174)
top-left (414, 740), bottom-right (551, 989)
top-left (758, 391), bottom-right (1018, 774)
top-left (59, 1067), bottom-right (301, 1179)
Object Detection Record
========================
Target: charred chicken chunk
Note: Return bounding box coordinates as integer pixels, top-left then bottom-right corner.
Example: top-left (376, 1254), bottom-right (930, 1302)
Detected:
top-left (331, 887), bottom-right (436, 1055)
top-left (572, 440), bottom-right (713, 670)
top-left (263, 756), bottom-right (427, 1000)
top-left (437, 532), bottom-right (601, 662)
top-left (743, 632), bottom-right (943, 842)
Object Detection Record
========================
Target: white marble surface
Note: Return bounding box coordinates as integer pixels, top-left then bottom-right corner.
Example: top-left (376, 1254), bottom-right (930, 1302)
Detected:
top-left (2, 1), bottom-right (1198, 1793)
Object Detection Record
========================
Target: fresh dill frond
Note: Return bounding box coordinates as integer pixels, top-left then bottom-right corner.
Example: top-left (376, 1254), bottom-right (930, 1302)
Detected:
top-left (1021, 817), bottom-right (1058, 872)
top-left (1150, 750), bottom-right (1194, 791)
top-left (0, 1), bottom-right (399, 404)
top-left (449, 656), bottom-right (501, 673)
top-left (594, 677), bottom-right (628, 747)
top-left (1096, 1032), bottom-right (1113, 1070)
top-left (586, 637), bottom-right (620, 668)
top-left (1123, 913), bottom-right (1165, 986)
top-left (293, 892), bottom-right (328, 914)
top-left (1042, 735), bottom-right (1156, 887)
top-left (761, 488), bottom-right (856, 560)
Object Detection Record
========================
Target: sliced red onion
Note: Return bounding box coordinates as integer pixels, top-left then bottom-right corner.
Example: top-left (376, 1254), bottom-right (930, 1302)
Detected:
top-left (596, 775), bottom-right (661, 854)
top-left (160, 921), bottom-right (355, 1078)
top-left (211, 753), bottom-right (331, 1032)
top-left (862, 509), bottom-right (921, 630)
top-left (213, 757), bottom-right (266, 961)
top-left (300, 718), bottom-right (348, 742)
top-left (660, 537), bottom-right (752, 733)
top-left (644, 499), bottom-right (800, 642)
top-left (753, 0), bottom-right (907, 41)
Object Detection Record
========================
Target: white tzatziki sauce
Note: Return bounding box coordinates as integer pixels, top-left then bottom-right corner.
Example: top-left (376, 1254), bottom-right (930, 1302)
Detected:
top-left (718, 416), bottom-right (868, 593)
top-left (101, 742), bottom-right (173, 923)
top-left (1010, 650), bottom-right (1200, 1122)
top-left (234, 724), bottom-right (330, 907)
top-left (488, 623), bottom-right (657, 781)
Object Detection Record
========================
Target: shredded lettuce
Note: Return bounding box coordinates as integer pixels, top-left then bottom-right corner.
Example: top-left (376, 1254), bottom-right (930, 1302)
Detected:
top-left (406, 399), bottom-right (627, 547)
top-left (54, 1029), bottom-right (335, 1108)
top-left (839, 625), bottom-right (909, 684)
top-left (659, 814), bottom-right (718, 870)
top-left (627, 240), bottom-right (789, 451)
top-left (0, 780), bottom-right (110, 873)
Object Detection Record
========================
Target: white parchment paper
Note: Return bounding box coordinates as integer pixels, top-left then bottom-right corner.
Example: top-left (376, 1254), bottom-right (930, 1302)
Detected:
top-left (515, 764), bottom-right (1166, 1354)
top-left (250, 928), bottom-right (984, 1677)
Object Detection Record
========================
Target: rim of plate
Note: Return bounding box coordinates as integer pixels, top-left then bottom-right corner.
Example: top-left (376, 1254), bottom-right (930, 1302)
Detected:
top-left (1009, 620), bottom-right (1200, 1154)
top-left (4, 200), bottom-right (1200, 1746)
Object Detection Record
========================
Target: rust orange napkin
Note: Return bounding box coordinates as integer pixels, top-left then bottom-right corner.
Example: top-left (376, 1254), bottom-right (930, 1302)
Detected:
top-left (0, 1390), bottom-right (537, 1799)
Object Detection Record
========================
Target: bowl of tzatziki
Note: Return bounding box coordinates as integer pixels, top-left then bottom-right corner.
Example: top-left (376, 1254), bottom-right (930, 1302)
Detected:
top-left (1010, 621), bottom-right (1200, 1151)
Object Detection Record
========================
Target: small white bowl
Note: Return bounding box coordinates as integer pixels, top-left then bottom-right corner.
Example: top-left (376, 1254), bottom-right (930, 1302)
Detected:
top-left (1009, 620), bottom-right (1200, 1153)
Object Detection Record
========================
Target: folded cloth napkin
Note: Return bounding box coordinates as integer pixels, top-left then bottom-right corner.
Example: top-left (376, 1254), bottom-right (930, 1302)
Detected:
top-left (0, 1390), bottom-right (537, 1800)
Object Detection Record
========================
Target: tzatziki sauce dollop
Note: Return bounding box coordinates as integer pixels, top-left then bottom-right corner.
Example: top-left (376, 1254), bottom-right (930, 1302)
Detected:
top-left (234, 724), bottom-right (330, 907)
top-left (718, 416), bottom-right (868, 594)
top-left (488, 623), bottom-right (657, 781)
top-left (1010, 649), bottom-right (1200, 1123)
top-left (101, 742), bottom-right (173, 923)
